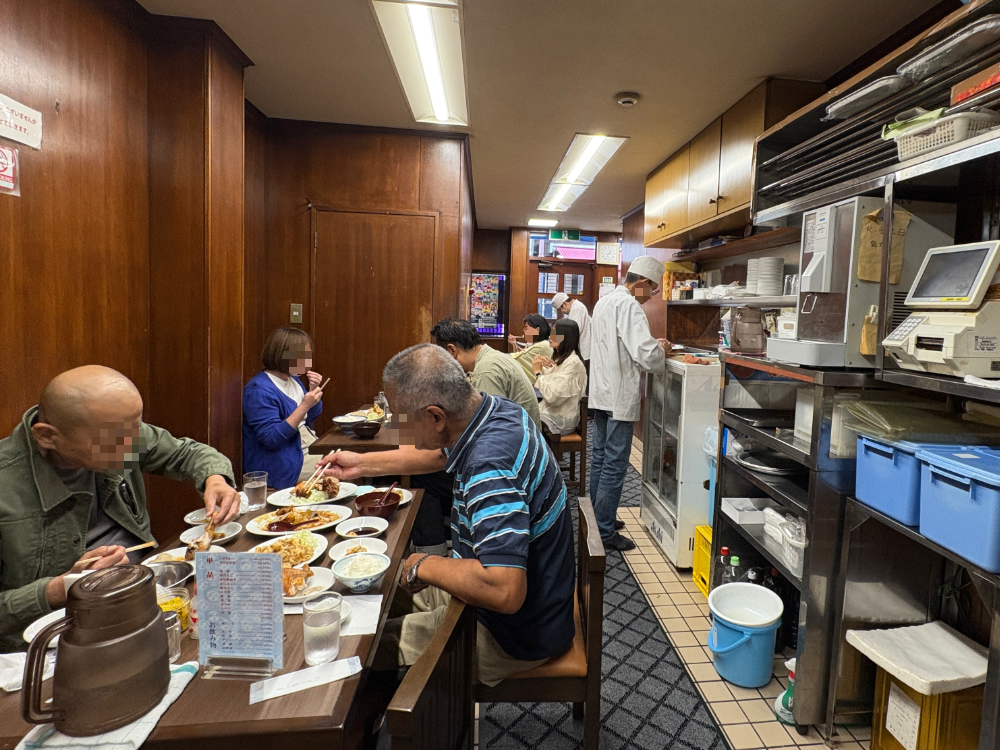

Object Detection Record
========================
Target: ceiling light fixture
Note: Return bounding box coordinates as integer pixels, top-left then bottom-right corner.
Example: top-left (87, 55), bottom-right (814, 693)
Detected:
top-left (527, 218), bottom-right (559, 228)
top-left (537, 133), bottom-right (627, 212)
top-left (372, 0), bottom-right (469, 126)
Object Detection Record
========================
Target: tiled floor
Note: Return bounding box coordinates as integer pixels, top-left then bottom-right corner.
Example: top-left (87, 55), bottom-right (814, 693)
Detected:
top-left (618, 440), bottom-right (873, 750)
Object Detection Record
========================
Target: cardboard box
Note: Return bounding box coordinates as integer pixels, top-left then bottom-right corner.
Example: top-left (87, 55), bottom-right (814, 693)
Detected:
top-left (951, 62), bottom-right (1000, 105)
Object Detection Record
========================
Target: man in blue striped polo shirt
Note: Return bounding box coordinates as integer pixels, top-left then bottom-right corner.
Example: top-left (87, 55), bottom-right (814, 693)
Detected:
top-left (322, 344), bottom-right (575, 684)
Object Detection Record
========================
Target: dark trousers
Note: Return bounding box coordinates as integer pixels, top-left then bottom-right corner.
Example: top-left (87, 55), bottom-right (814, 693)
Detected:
top-left (409, 470), bottom-right (454, 547)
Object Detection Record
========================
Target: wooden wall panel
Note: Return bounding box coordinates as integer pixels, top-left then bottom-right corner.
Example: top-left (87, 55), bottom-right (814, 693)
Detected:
top-left (0, 0), bottom-right (150, 434)
top-left (243, 103), bottom-right (268, 384)
top-left (420, 137), bottom-right (463, 323)
top-left (473, 229), bottom-right (511, 272)
top-left (459, 147), bottom-right (474, 320)
top-left (509, 229), bottom-right (529, 339)
top-left (207, 35), bottom-right (246, 475)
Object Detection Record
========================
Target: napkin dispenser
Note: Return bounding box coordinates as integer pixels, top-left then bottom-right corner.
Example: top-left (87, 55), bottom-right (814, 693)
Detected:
top-left (22, 565), bottom-right (170, 736)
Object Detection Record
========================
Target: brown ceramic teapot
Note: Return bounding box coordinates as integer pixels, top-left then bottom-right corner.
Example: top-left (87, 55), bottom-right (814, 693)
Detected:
top-left (730, 306), bottom-right (767, 355)
top-left (21, 565), bottom-right (170, 736)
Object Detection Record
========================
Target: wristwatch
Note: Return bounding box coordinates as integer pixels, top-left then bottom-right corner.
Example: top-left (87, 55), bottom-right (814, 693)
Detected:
top-left (406, 554), bottom-right (432, 586)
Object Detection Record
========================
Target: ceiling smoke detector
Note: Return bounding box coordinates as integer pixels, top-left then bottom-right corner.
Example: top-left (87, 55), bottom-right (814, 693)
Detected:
top-left (615, 92), bottom-right (640, 108)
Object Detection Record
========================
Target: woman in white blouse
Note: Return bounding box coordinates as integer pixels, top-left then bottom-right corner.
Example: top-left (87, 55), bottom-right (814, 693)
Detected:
top-left (532, 318), bottom-right (588, 436)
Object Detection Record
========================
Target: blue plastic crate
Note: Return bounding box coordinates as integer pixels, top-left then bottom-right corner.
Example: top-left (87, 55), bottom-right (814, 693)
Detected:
top-left (916, 447), bottom-right (1000, 572)
top-left (855, 436), bottom-right (949, 526)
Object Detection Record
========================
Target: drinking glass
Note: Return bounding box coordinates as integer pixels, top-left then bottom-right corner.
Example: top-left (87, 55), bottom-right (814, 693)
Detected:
top-left (163, 610), bottom-right (182, 663)
top-left (243, 471), bottom-right (268, 512)
top-left (303, 591), bottom-right (342, 666)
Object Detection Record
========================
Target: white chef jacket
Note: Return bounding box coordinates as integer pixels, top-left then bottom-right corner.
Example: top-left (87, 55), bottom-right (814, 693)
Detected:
top-left (588, 285), bottom-right (666, 422)
top-left (566, 299), bottom-right (592, 361)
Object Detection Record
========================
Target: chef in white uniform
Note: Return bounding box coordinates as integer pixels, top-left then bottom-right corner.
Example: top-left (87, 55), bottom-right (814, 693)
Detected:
top-left (588, 256), bottom-right (669, 550)
top-left (550, 293), bottom-right (592, 362)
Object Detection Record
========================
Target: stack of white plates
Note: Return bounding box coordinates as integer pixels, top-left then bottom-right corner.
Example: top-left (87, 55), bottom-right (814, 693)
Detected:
top-left (756, 257), bottom-right (785, 297)
top-left (745, 259), bottom-right (760, 295)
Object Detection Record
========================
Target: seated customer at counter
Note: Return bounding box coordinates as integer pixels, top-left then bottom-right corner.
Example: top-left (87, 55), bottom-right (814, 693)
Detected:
top-left (404, 318), bottom-right (541, 557)
top-left (243, 326), bottom-right (325, 489)
top-left (532, 318), bottom-right (588, 436)
top-left (0, 366), bottom-right (239, 652)
top-left (507, 314), bottom-right (553, 384)
top-left (321, 345), bottom-right (575, 685)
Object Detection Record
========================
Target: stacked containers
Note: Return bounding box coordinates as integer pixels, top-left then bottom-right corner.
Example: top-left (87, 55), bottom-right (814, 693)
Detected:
top-left (915, 447), bottom-right (1000, 572)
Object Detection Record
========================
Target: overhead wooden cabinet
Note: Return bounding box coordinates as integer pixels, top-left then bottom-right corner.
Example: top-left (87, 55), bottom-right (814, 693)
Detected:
top-left (644, 78), bottom-right (825, 249)
top-left (687, 119), bottom-right (722, 227)
top-left (644, 145), bottom-right (689, 246)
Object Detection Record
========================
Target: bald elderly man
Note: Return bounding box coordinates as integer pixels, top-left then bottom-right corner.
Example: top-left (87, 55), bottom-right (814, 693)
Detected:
top-left (0, 365), bottom-right (239, 652)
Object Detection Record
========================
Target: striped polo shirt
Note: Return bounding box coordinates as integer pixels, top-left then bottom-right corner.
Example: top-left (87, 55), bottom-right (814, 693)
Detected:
top-left (445, 393), bottom-right (575, 661)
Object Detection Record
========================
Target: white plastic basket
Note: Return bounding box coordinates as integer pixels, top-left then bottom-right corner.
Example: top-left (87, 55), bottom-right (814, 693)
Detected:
top-left (780, 521), bottom-right (808, 578)
top-left (896, 112), bottom-right (1000, 161)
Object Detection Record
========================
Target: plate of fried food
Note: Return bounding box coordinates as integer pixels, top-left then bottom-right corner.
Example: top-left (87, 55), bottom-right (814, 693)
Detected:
top-left (282, 564), bottom-right (336, 603)
top-left (268, 477), bottom-right (357, 507)
top-left (144, 545), bottom-right (225, 565)
top-left (349, 403), bottom-right (385, 422)
top-left (246, 505), bottom-right (352, 536)
top-left (250, 531), bottom-right (327, 567)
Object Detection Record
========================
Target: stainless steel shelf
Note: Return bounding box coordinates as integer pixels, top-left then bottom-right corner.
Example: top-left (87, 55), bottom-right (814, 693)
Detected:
top-left (721, 411), bottom-right (815, 469)
top-left (721, 352), bottom-right (877, 388)
top-left (723, 455), bottom-right (809, 518)
top-left (720, 512), bottom-right (804, 591)
top-left (754, 128), bottom-right (1000, 224)
top-left (877, 368), bottom-right (1000, 405)
top-left (668, 296), bottom-right (797, 307)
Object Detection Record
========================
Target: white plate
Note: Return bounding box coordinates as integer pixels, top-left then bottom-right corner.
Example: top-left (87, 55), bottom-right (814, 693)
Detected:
top-left (268, 482), bottom-right (358, 507)
top-left (251, 532), bottom-right (328, 566)
top-left (246, 505), bottom-right (352, 536)
top-left (369, 487), bottom-right (414, 507)
top-left (180, 522), bottom-right (242, 546)
top-left (143, 545), bottom-right (225, 565)
top-left (183, 508), bottom-right (210, 525)
top-left (24, 609), bottom-right (65, 646)
top-left (329, 538), bottom-right (389, 561)
top-left (283, 567), bottom-right (336, 603)
top-left (335, 516), bottom-right (389, 539)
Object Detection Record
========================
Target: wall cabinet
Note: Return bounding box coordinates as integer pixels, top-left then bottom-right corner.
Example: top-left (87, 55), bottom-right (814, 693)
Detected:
top-left (643, 79), bottom-right (825, 248)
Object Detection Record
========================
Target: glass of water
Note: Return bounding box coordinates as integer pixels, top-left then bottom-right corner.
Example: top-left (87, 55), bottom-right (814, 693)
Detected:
top-left (243, 471), bottom-right (268, 512)
top-left (303, 591), bottom-right (342, 666)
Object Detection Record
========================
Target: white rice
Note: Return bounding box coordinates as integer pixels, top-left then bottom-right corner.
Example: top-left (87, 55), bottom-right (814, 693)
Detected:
top-left (339, 555), bottom-right (386, 578)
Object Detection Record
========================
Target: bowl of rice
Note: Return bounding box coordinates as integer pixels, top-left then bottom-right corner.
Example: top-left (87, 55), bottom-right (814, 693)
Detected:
top-left (332, 552), bottom-right (391, 593)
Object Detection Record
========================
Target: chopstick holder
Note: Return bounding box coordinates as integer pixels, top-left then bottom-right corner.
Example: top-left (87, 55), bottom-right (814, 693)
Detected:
top-left (249, 656), bottom-right (362, 704)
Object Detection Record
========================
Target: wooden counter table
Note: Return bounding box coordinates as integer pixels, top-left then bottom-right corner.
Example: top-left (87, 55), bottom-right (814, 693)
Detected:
top-left (309, 424), bottom-right (401, 455)
top-left (0, 490), bottom-right (424, 750)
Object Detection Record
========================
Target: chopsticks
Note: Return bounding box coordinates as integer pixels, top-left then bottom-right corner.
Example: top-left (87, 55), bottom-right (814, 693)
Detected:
top-left (79, 540), bottom-right (157, 568)
top-left (376, 481), bottom-right (398, 507)
top-left (301, 463), bottom-right (326, 495)
top-left (318, 377), bottom-right (331, 392)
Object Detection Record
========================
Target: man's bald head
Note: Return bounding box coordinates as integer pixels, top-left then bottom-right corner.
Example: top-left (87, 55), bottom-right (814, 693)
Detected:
top-left (33, 366), bottom-right (144, 471)
top-left (38, 366), bottom-right (142, 432)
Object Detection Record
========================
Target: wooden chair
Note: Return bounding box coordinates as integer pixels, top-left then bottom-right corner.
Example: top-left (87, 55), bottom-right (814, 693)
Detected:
top-left (545, 396), bottom-right (589, 493)
top-left (475, 495), bottom-right (606, 750)
top-left (387, 497), bottom-right (606, 750)
top-left (386, 598), bottom-right (477, 750)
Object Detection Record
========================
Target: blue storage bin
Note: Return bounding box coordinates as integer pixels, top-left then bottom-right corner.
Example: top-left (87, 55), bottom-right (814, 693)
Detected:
top-left (916, 447), bottom-right (1000, 572)
top-left (855, 436), bottom-right (956, 526)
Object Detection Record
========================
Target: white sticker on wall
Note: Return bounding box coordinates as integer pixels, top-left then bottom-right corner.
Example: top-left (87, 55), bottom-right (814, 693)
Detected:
top-left (885, 682), bottom-right (920, 750)
top-left (0, 93), bottom-right (42, 149)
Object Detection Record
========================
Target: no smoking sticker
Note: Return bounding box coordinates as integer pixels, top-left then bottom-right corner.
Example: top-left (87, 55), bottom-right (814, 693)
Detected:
top-left (0, 144), bottom-right (19, 196)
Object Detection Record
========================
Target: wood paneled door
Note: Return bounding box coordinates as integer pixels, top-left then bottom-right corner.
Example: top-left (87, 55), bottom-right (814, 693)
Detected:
top-left (311, 208), bottom-right (437, 420)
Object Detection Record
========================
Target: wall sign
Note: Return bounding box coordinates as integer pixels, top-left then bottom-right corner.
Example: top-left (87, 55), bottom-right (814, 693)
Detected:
top-left (0, 93), bottom-right (42, 149)
top-left (0, 145), bottom-right (19, 196)
top-left (597, 242), bottom-right (620, 265)
top-left (549, 229), bottom-right (580, 241)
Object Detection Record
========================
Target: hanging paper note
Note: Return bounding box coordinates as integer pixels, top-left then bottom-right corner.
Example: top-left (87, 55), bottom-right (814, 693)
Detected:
top-left (0, 93), bottom-right (42, 149)
top-left (196, 552), bottom-right (285, 670)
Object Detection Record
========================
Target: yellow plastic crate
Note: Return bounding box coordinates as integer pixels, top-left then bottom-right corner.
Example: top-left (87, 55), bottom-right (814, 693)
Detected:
top-left (693, 525), bottom-right (713, 599)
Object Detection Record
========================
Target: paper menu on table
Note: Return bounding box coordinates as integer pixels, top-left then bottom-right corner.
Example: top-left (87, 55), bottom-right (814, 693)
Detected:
top-left (196, 552), bottom-right (285, 670)
top-left (885, 682), bottom-right (920, 750)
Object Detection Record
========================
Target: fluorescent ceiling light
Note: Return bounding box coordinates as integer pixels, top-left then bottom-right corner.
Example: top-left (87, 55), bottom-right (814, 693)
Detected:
top-left (528, 218), bottom-right (559, 228)
top-left (372, 1), bottom-right (469, 126)
top-left (538, 134), bottom-right (627, 212)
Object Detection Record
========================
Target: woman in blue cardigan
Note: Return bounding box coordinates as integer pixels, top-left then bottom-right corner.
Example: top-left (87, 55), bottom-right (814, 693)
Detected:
top-left (243, 327), bottom-right (325, 489)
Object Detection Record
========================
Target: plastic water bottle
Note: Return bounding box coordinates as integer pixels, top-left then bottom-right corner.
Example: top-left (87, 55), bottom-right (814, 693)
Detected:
top-left (739, 566), bottom-right (763, 585)
top-left (721, 555), bottom-right (741, 585)
top-left (714, 546), bottom-right (730, 587)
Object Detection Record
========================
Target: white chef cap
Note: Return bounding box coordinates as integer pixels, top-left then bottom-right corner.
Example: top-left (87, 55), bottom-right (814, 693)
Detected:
top-left (551, 293), bottom-right (569, 310)
top-left (628, 255), bottom-right (666, 284)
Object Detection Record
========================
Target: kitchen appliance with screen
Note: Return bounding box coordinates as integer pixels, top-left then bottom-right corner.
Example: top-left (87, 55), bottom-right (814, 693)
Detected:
top-left (883, 241), bottom-right (1000, 378)
top-left (766, 197), bottom-right (953, 368)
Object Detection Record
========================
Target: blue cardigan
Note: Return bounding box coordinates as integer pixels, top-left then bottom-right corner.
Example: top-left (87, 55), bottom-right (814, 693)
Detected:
top-left (242, 371), bottom-right (323, 490)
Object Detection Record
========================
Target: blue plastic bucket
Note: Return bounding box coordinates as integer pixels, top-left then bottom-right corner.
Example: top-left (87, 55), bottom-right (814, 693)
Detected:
top-left (707, 583), bottom-right (784, 688)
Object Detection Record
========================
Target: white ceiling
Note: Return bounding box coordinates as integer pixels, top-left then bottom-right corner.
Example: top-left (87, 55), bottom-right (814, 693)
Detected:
top-left (138, 0), bottom-right (942, 232)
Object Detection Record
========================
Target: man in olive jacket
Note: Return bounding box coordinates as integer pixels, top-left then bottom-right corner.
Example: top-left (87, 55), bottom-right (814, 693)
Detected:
top-left (0, 365), bottom-right (239, 652)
